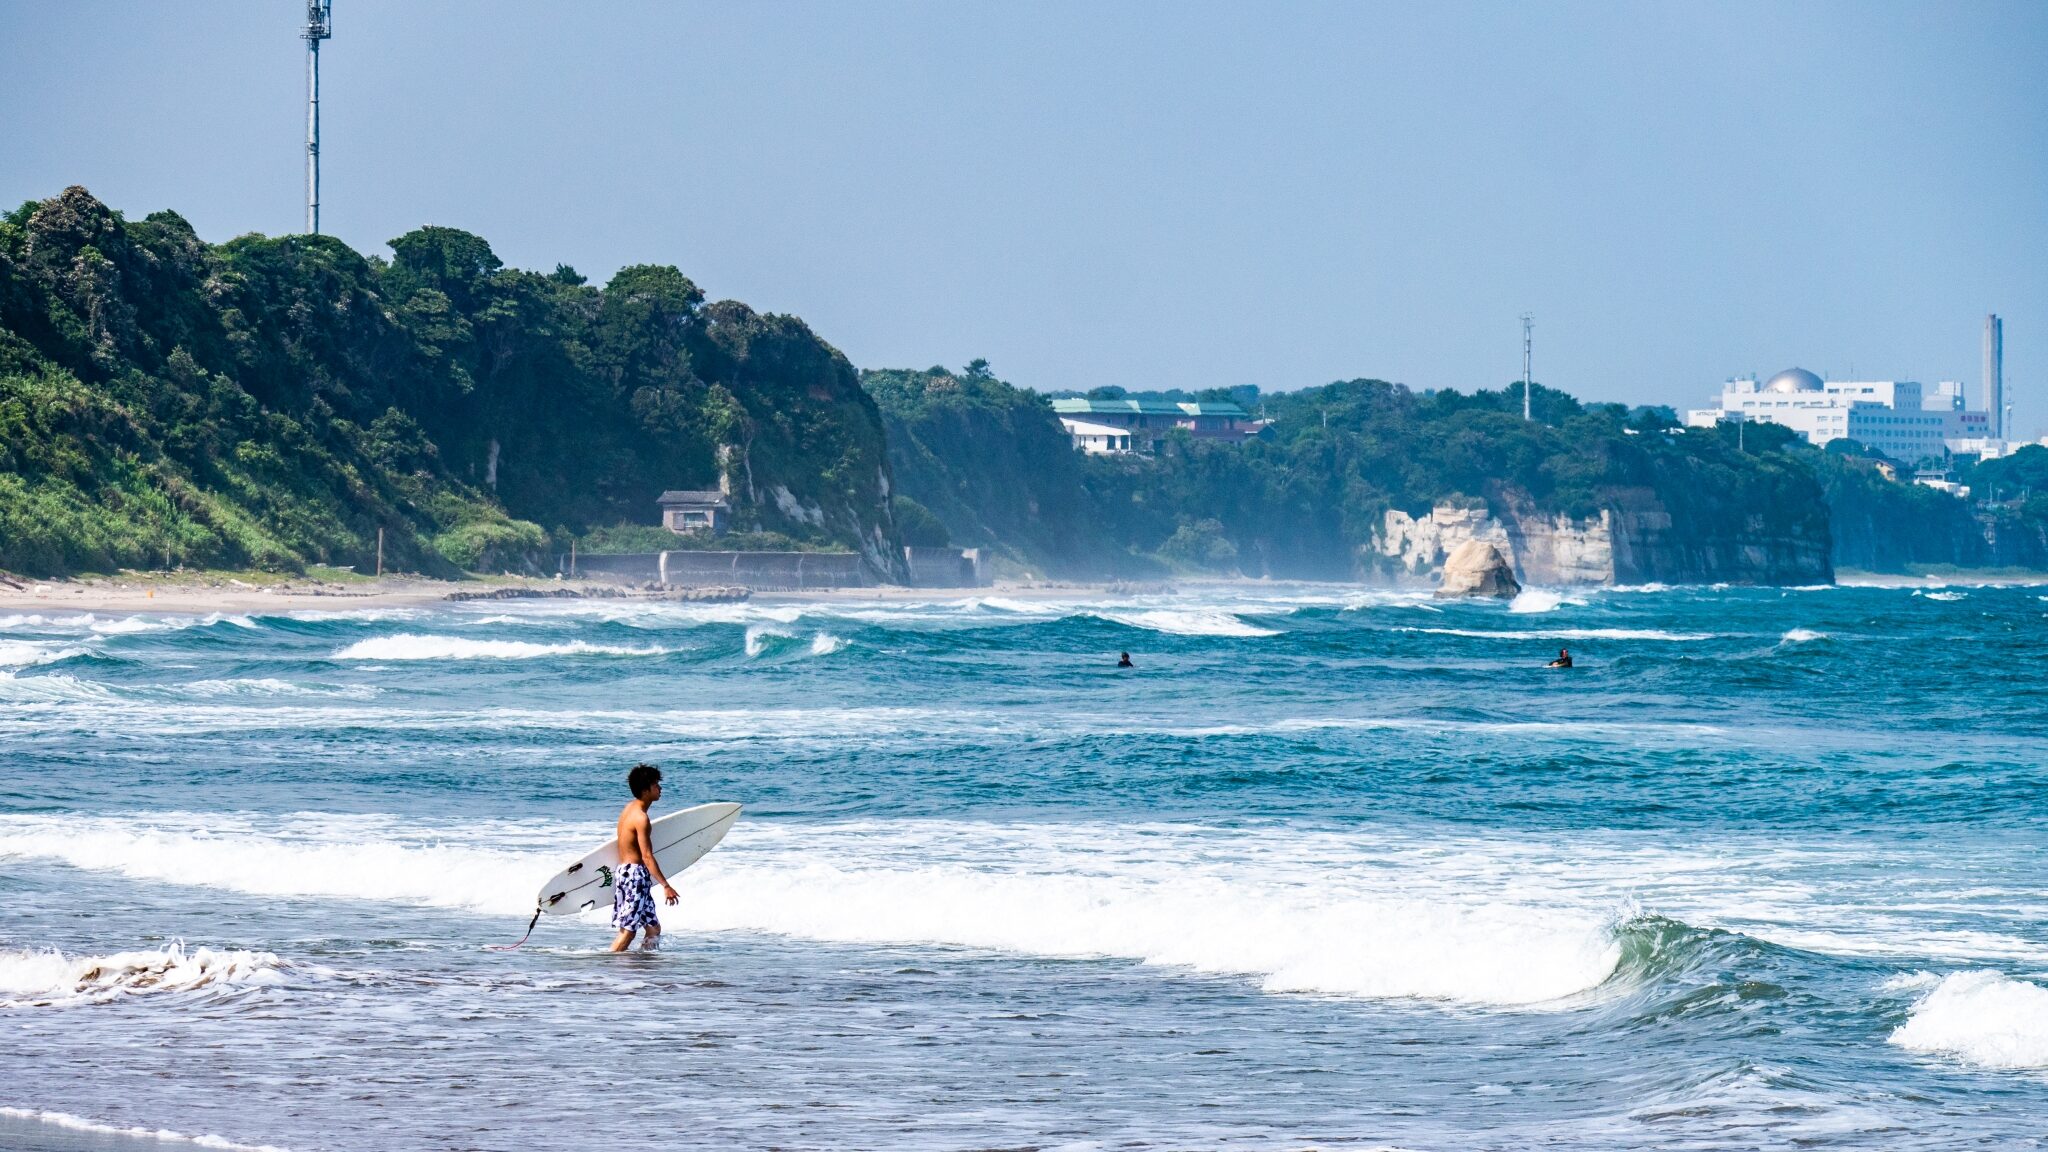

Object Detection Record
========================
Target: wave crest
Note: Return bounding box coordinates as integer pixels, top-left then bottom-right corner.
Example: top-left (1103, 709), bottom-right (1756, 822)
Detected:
top-left (1890, 971), bottom-right (2048, 1069)
top-left (1087, 609), bottom-right (1278, 637)
top-left (331, 634), bottom-right (670, 661)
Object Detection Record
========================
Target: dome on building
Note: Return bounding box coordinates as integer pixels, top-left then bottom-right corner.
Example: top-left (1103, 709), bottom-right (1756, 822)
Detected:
top-left (1764, 368), bottom-right (1824, 393)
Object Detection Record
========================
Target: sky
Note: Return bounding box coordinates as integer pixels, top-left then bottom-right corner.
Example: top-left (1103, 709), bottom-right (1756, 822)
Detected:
top-left (3, 2), bottom-right (2043, 427)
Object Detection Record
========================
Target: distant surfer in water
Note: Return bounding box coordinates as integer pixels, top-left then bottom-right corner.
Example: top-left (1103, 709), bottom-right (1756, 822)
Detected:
top-left (610, 763), bottom-right (679, 952)
top-left (1118, 652), bottom-right (1134, 668)
top-left (1547, 647), bottom-right (1573, 669)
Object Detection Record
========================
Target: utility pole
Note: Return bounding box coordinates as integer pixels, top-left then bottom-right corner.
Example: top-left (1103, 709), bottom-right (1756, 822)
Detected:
top-left (375, 527), bottom-right (384, 577)
top-left (1520, 313), bottom-right (1534, 421)
top-left (304, 1), bottom-right (333, 234)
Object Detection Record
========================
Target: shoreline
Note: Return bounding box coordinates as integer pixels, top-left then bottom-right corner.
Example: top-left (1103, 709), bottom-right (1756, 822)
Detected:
top-left (2, 568), bottom-right (2044, 616)
top-left (0, 573), bottom-right (1151, 615)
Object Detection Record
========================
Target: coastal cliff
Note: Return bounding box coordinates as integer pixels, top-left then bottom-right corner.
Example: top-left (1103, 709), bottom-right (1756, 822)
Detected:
top-left (1376, 486), bottom-right (1832, 588)
top-left (0, 187), bottom-right (905, 578)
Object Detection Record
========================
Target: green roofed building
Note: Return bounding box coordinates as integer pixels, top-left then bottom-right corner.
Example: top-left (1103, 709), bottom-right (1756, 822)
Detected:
top-left (1050, 398), bottom-right (1268, 453)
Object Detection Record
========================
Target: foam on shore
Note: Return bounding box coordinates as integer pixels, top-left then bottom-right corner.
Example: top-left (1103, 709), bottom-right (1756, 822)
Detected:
top-left (0, 1106), bottom-right (293, 1152)
top-left (0, 942), bottom-right (285, 1008)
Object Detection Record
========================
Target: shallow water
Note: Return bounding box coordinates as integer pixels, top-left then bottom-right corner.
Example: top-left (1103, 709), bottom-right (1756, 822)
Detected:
top-left (1, 583), bottom-right (2045, 1150)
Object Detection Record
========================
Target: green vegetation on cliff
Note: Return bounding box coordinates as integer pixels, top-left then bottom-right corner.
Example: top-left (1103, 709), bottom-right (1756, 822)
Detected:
top-left (869, 366), bottom-right (1834, 582)
top-left (861, 363), bottom-right (1106, 573)
top-left (1811, 441), bottom-right (2048, 572)
top-left (0, 187), bottom-right (902, 578)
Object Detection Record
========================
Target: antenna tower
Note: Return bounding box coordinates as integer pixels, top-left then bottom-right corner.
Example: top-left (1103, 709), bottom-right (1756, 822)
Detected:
top-left (303, 1), bottom-right (333, 234)
top-left (1521, 313), bottom-right (1534, 421)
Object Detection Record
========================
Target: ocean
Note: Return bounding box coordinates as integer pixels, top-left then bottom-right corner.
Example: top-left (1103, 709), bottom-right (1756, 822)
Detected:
top-left (0, 583), bottom-right (2044, 1151)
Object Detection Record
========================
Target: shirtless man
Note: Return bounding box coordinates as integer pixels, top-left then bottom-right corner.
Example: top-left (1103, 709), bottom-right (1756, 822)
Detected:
top-left (609, 763), bottom-right (679, 952)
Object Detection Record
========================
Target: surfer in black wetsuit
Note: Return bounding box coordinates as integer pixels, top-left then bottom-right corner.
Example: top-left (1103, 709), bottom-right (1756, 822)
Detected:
top-left (1117, 652), bottom-right (1134, 668)
top-left (1547, 647), bottom-right (1573, 669)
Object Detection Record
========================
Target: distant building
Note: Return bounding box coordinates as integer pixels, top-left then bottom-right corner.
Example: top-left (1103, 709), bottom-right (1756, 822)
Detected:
top-left (1060, 417), bottom-right (1135, 455)
top-left (1685, 367), bottom-right (1992, 462)
top-left (1051, 398), bottom-right (1266, 453)
top-left (1912, 469), bottom-right (1970, 499)
top-left (658, 489), bottom-right (729, 534)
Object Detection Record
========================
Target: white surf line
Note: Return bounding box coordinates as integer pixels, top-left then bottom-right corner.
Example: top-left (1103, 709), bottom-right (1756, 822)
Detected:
top-left (0, 1106), bottom-right (295, 1152)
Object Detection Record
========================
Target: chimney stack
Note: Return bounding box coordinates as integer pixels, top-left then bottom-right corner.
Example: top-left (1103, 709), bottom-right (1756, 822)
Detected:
top-left (1984, 314), bottom-right (2004, 439)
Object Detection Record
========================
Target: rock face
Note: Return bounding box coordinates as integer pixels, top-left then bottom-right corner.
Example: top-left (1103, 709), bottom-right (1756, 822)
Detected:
top-left (1376, 491), bottom-right (1833, 587)
top-left (1435, 540), bottom-right (1522, 599)
top-left (1379, 502), bottom-right (1612, 586)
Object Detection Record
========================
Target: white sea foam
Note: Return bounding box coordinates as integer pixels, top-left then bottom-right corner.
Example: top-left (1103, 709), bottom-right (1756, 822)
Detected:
top-left (742, 624), bottom-right (788, 657)
top-left (0, 814), bottom-right (1619, 1007)
top-left (810, 632), bottom-right (847, 655)
top-left (0, 1106), bottom-right (293, 1151)
top-left (1915, 590), bottom-right (1968, 602)
top-left (1889, 971), bottom-right (2048, 1069)
top-left (0, 639), bottom-right (89, 667)
top-left (1780, 628), bottom-right (1827, 643)
top-left (330, 634), bottom-right (670, 661)
top-left (0, 813), bottom-right (548, 917)
top-left (971, 596), bottom-right (1051, 614)
top-left (174, 678), bottom-right (380, 700)
top-left (1088, 609), bottom-right (1279, 637)
top-left (676, 851), bottom-right (1621, 1005)
top-left (0, 670), bottom-right (120, 704)
top-left (12, 812), bottom-right (2043, 997)
top-left (1399, 627), bottom-right (1713, 642)
top-left (0, 941), bottom-right (285, 1008)
top-left (0, 612), bottom-right (263, 635)
top-left (1508, 589), bottom-right (1585, 613)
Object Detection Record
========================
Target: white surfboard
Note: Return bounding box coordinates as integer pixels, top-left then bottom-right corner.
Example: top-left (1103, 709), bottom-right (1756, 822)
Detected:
top-left (534, 802), bottom-right (742, 917)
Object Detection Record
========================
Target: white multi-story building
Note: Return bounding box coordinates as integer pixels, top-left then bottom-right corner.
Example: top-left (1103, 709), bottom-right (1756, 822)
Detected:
top-left (1685, 368), bottom-right (1993, 462)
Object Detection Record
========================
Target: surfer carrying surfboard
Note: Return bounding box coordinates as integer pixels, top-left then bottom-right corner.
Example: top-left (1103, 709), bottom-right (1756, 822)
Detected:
top-left (610, 763), bottom-right (680, 952)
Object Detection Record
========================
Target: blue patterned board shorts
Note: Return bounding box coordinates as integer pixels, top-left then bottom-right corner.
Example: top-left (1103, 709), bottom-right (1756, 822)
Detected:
top-left (611, 862), bottom-right (659, 932)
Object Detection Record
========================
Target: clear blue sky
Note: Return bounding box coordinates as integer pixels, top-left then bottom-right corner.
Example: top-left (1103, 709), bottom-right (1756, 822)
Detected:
top-left (3, 2), bottom-right (2043, 427)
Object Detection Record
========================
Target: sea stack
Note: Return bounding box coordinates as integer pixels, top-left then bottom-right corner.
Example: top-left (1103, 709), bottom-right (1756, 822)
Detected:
top-left (1435, 540), bottom-right (1521, 599)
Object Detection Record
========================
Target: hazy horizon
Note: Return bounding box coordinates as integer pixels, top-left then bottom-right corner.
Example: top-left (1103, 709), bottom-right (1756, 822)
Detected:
top-left (3, 2), bottom-right (2042, 427)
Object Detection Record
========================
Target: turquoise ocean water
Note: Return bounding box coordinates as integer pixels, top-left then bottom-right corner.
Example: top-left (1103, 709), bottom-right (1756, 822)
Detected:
top-left (1, 583), bottom-right (2045, 1150)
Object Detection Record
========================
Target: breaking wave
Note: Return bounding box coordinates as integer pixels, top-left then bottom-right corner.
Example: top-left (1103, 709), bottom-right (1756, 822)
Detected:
top-left (0, 814), bottom-right (1622, 1006)
top-left (1888, 971), bottom-right (2048, 1069)
top-left (1508, 589), bottom-right (1586, 613)
top-left (1399, 627), bottom-right (1714, 642)
top-left (1086, 609), bottom-right (1279, 637)
top-left (0, 639), bottom-right (89, 668)
top-left (1780, 628), bottom-right (1827, 644)
top-left (331, 634), bottom-right (670, 661)
top-left (0, 813), bottom-right (547, 917)
top-left (174, 678), bottom-right (380, 700)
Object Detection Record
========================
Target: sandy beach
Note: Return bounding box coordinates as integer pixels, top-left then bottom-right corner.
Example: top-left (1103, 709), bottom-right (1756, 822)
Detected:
top-left (0, 572), bottom-right (1147, 615)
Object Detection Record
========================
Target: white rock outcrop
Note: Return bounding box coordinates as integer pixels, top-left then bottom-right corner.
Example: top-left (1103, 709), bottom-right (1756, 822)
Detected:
top-left (1435, 540), bottom-right (1522, 599)
top-left (1376, 500), bottom-right (1615, 586)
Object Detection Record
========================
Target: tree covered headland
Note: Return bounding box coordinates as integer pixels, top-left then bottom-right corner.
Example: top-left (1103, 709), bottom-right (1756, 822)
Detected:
top-left (0, 187), bottom-right (902, 578)
top-left (3, 187), bottom-right (2039, 582)
top-left (868, 364), bottom-right (1844, 580)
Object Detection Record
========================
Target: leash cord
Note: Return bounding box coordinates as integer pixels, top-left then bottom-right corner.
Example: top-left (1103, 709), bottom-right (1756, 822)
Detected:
top-left (487, 908), bottom-right (543, 951)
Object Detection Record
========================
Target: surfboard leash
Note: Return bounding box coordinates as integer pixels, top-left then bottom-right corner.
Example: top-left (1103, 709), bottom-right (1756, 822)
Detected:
top-left (487, 908), bottom-right (543, 952)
